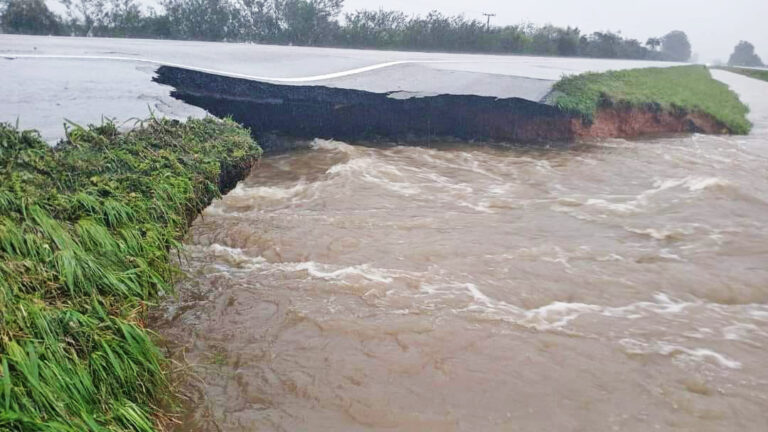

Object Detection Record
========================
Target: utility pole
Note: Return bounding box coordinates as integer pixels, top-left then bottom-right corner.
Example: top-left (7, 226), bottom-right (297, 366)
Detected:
top-left (482, 13), bottom-right (496, 31)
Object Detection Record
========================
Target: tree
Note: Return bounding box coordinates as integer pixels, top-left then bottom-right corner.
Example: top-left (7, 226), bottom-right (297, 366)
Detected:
top-left (343, 9), bottom-right (407, 47)
top-left (728, 41), bottom-right (764, 67)
top-left (276, 0), bottom-right (343, 45)
top-left (104, 0), bottom-right (144, 36)
top-left (0, 0), bottom-right (63, 35)
top-left (163, 0), bottom-right (233, 41)
top-left (645, 37), bottom-right (661, 51)
top-left (660, 30), bottom-right (691, 62)
top-left (61, 0), bottom-right (108, 35)
top-left (494, 25), bottom-right (528, 53)
top-left (231, 0), bottom-right (280, 41)
top-left (555, 27), bottom-right (581, 56)
top-left (528, 25), bottom-right (560, 55)
top-left (582, 31), bottom-right (623, 58)
top-left (60, 0), bottom-right (165, 37)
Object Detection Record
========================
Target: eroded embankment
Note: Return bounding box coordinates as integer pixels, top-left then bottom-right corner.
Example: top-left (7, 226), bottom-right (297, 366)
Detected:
top-left (571, 105), bottom-right (731, 138)
top-left (154, 66), bottom-right (731, 149)
top-left (551, 65), bottom-right (751, 135)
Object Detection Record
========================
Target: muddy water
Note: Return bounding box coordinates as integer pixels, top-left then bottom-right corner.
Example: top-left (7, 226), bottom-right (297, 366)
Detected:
top-left (157, 72), bottom-right (768, 431)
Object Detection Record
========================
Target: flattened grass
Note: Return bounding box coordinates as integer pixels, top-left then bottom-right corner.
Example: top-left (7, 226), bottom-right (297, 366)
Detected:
top-left (715, 66), bottom-right (768, 83)
top-left (0, 117), bottom-right (261, 431)
top-left (550, 65), bottom-right (751, 134)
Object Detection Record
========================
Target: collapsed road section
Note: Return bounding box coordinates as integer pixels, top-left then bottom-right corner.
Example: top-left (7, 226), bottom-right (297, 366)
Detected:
top-left (153, 65), bottom-right (574, 148)
top-left (154, 64), bottom-right (747, 150)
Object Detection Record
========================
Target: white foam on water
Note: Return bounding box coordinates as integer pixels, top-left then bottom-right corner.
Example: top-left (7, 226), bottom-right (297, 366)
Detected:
top-left (600, 293), bottom-right (693, 317)
top-left (416, 271), bottom-right (722, 332)
top-left (748, 309), bottom-right (768, 321)
top-left (197, 243), bottom-right (267, 269)
top-left (466, 290), bottom-right (702, 328)
top-left (201, 180), bottom-right (318, 216)
top-left (464, 283), bottom-right (494, 306)
top-left (199, 244), bottom-right (762, 343)
top-left (194, 243), bottom-right (763, 371)
top-left (456, 200), bottom-right (494, 213)
top-left (624, 225), bottom-right (700, 240)
top-left (311, 138), bottom-right (356, 153)
top-left (325, 157), bottom-right (372, 175)
top-left (413, 150), bottom-right (504, 181)
top-left (565, 176), bottom-right (733, 218)
top-left (327, 157), bottom-right (421, 195)
top-left (291, 262), bottom-right (395, 284)
top-left (655, 176), bottom-right (732, 192)
top-left (421, 282), bottom-right (607, 330)
top-left (658, 249), bottom-right (683, 261)
top-left (722, 323), bottom-right (766, 341)
top-left (194, 245), bottom-right (403, 286)
top-left (418, 172), bottom-right (474, 194)
top-left (596, 253), bottom-right (625, 262)
top-left (229, 181), bottom-right (310, 200)
top-left (584, 198), bottom-right (640, 214)
top-left (620, 338), bottom-right (742, 369)
top-left (264, 259), bottom-right (422, 288)
top-left (522, 302), bottom-right (602, 328)
top-left (487, 183), bottom-right (513, 195)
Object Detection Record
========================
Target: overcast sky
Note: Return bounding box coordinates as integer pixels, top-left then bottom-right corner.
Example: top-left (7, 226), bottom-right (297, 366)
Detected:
top-left (49, 0), bottom-right (767, 63)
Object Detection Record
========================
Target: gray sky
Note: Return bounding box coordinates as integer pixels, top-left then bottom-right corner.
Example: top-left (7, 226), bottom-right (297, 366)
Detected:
top-left (49, 0), bottom-right (767, 63)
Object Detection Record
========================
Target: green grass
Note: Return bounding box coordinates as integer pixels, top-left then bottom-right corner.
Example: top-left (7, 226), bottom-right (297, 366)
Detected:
top-left (0, 117), bottom-right (261, 431)
top-left (550, 65), bottom-right (751, 134)
top-left (714, 66), bottom-right (768, 83)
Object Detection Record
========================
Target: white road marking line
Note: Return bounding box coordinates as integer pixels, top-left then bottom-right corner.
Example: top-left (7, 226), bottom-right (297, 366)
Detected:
top-left (1, 54), bottom-right (463, 82)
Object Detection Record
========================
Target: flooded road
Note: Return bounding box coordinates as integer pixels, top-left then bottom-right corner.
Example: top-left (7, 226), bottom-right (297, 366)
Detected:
top-left (157, 72), bottom-right (768, 431)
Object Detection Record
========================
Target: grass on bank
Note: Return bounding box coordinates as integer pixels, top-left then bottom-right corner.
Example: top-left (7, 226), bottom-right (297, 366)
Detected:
top-left (550, 65), bottom-right (751, 134)
top-left (714, 66), bottom-right (768, 83)
top-left (0, 117), bottom-right (261, 431)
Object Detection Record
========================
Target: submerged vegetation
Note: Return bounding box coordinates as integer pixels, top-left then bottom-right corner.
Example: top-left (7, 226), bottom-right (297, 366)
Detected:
top-left (550, 65), bottom-right (751, 134)
top-left (0, 117), bottom-right (261, 430)
top-left (716, 66), bottom-right (768, 83)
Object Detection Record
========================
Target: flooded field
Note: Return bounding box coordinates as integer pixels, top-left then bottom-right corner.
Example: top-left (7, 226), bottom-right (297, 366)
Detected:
top-left (156, 72), bottom-right (768, 431)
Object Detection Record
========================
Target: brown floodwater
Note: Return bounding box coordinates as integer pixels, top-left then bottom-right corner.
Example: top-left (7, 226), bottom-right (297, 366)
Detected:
top-left (156, 72), bottom-right (768, 431)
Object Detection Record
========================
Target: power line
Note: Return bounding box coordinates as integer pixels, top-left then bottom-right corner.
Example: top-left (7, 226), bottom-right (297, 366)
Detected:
top-left (482, 13), bottom-right (496, 31)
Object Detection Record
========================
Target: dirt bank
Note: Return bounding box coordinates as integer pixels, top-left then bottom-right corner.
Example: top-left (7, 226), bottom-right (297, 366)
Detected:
top-left (571, 106), bottom-right (731, 138)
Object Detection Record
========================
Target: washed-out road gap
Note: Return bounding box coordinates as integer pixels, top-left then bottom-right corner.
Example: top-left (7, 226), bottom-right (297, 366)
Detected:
top-left (1, 34), bottom-right (683, 142)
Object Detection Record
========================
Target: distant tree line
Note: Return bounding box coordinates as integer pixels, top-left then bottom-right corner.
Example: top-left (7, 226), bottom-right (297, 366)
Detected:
top-left (1, 0), bottom-right (700, 61)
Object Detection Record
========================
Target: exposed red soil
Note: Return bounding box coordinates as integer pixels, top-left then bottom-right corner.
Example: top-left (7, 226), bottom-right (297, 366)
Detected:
top-left (466, 106), bottom-right (731, 143)
top-left (570, 107), bottom-right (731, 139)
